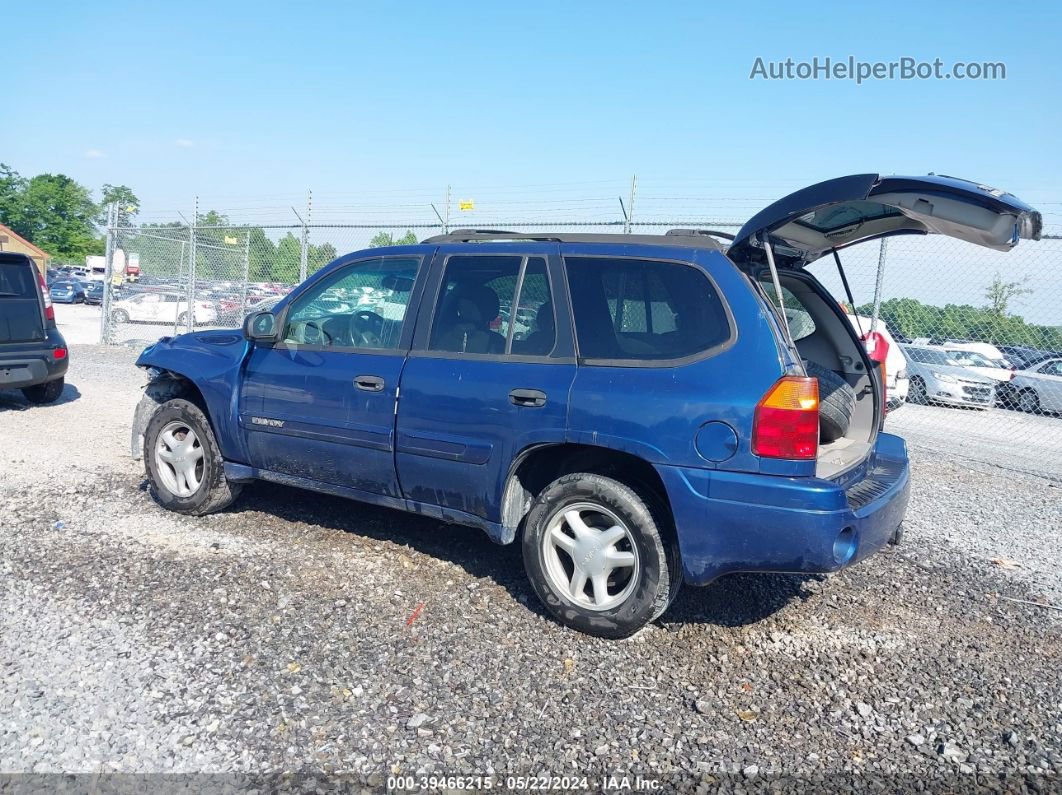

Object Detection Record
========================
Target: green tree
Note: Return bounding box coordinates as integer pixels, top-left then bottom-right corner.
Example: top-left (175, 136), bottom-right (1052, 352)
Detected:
top-left (369, 229), bottom-right (417, 247)
top-left (0, 163), bottom-right (24, 221)
top-left (984, 271), bottom-right (1033, 316)
top-left (98, 184), bottom-right (140, 227)
top-left (2, 173), bottom-right (101, 261)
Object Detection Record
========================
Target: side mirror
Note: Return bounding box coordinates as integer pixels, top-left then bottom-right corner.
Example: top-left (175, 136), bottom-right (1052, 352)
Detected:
top-left (244, 311), bottom-right (278, 342)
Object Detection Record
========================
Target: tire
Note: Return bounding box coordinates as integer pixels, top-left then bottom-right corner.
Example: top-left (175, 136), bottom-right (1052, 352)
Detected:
top-left (803, 360), bottom-right (854, 443)
top-left (909, 376), bottom-right (927, 405)
top-left (1018, 389), bottom-right (1040, 415)
top-left (21, 377), bottom-right (64, 404)
top-left (521, 473), bottom-right (680, 639)
top-left (112, 309), bottom-right (129, 323)
top-left (177, 312), bottom-right (189, 327)
top-left (144, 398), bottom-right (241, 515)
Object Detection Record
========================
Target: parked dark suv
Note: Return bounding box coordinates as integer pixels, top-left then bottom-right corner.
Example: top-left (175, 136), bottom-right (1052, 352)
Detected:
top-left (0, 252), bottom-right (69, 403)
top-left (129, 174), bottom-right (1041, 637)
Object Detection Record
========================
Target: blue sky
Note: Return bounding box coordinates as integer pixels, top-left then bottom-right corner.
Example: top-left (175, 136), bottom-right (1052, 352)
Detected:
top-left (4, 0), bottom-right (1061, 226)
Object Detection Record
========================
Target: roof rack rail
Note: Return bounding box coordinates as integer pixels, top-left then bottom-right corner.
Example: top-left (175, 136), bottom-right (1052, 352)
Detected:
top-left (422, 229), bottom-right (562, 243)
top-left (419, 229), bottom-right (727, 250)
top-left (665, 228), bottom-right (736, 242)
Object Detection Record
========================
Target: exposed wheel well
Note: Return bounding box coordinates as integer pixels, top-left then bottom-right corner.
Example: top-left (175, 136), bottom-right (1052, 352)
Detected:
top-left (500, 444), bottom-right (674, 543)
top-left (131, 369), bottom-right (214, 460)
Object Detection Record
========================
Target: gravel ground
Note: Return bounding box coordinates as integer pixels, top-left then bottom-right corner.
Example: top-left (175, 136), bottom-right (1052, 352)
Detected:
top-left (1, 345), bottom-right (1060, 791)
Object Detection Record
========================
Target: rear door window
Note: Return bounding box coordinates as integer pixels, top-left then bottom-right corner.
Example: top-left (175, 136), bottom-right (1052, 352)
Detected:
top-left (564, 257), bottom-right (730, 362)
top-left (0, 260), bottom-right (44, 343)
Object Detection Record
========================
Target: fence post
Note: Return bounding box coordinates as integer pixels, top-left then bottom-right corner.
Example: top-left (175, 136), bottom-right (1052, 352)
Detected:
top-left (299, 189), bottom-right (311, 282)
top-left (188, 197), bottom-right (197, 333)
top-left (624, 175), bottom-right (637, 234)
top-left (443, 185), bottom-right (451, 234)
top-left (871, 237), bottom-right (887, 331)
top-left (174, 238), bottom-right (186, 337)
top-left (241, 227), bottom-right (250, 316)
top-left (100, 202), bottom-right (118, 344)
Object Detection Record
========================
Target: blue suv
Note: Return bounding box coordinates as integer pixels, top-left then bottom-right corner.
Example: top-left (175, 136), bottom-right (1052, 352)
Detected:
top-left (131, 174), bottom-right (1041, 637)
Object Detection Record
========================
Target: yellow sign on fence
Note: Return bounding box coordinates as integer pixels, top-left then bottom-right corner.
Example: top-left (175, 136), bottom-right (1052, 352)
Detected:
top-left (458, 199), bottom-right (475, 211)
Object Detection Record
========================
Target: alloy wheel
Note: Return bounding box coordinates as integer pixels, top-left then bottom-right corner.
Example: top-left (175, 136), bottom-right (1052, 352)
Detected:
top-left (154, 420), bottom-right (206, 497)
top-left (541, 502), bottom-right (640, 611)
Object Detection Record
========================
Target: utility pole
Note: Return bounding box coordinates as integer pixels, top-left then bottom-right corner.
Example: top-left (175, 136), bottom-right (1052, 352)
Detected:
top-left (241, 227), bottom-right (251, 318)
top-left (624, 175), bottom-right (637, 234)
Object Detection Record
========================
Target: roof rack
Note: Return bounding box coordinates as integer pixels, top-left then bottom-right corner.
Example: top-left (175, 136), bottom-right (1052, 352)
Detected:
top-left (422, 228), bottom-right (727, 250)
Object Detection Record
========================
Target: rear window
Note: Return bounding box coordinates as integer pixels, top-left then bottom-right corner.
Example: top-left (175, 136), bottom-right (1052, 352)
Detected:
top-left (0, 262), bottom-right (37, 298)
top-left (565, 257), bottom-right (730, 362)
top-left (0, 260), bottom-right (44, 343)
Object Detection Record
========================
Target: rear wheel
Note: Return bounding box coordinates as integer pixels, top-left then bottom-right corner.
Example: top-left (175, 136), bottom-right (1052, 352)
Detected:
top-left (144, 398), bottom-right (241, 515)
top-left (21, 377), bottom-right (64, 404)
top-left (1018, 389), bottom-right (1040, 414)
top-left (522, 473), bottom-right (680, 638)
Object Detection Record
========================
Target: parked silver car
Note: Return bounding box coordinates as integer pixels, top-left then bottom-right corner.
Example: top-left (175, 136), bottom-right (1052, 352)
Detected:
top-left (1008, 357), bottom-right (1062, 414)
top-left (901, 345), bottom-right (996, 409)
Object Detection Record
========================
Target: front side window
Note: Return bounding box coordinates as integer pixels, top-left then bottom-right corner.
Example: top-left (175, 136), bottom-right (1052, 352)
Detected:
top-left (565, 257), bottom-right (730, 362)
top-left (282, 256), bottom-right (419, 350)
top-left (428, 255), bottom-right (555, 356)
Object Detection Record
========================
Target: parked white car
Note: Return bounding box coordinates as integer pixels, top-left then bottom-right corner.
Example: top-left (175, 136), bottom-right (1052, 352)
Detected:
top-left (1009, 357), bottom-right (1062, 414)
top-left (111, 292), bottom-right (218, 325)
top-left (943, 340), bottom-right (1013, 368)
top-left (845, 314), bottom-right (910, 409)
top-left (942, 347), bottom-right (1015, 384)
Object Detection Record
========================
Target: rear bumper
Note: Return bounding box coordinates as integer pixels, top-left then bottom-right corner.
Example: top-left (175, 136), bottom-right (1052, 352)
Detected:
top-left (0, 328), bottom-right (69, 389)
top-left (658, 433), bottom-right (910, 585)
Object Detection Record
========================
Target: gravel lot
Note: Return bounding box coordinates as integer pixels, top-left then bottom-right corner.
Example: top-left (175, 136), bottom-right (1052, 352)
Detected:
top-left (1, 345), bottom-right (1060, 790)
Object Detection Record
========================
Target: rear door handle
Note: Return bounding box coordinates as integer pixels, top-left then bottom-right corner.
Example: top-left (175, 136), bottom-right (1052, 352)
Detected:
top-left (355, 375), bottom-right (385, 392)
top-left (509, 388), bottom-right (547, 408)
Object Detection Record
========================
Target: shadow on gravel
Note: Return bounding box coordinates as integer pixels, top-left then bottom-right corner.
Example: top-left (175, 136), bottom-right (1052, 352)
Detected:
top-left (0, 382), bottom-right (82, 411)
top-left (209, 480), bottom-right (812, 630)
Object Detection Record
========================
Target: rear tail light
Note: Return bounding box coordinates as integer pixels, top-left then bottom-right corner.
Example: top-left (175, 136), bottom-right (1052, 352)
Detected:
top-left (53, 348), bottom-right (67, 360)
top-left (37, 272), bottom-right (55, 323)
top-left (863, 331), bottom-right (889, 416)
top-left (752, 376), bottom-right (819, 459)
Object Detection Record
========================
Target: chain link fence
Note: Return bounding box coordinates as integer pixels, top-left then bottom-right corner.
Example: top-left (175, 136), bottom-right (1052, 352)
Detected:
top-left (98, 214), bottom-right (1062, 479)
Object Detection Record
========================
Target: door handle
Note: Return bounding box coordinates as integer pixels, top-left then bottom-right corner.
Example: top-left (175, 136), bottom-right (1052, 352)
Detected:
top-left (509, 388), bottom-right (547, 408)
top-left (355, 375), bottom-right (385, 392)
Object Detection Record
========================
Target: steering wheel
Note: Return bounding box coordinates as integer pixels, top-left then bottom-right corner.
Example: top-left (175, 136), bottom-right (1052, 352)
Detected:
top-left (300, 320), bottom-right (332, 346)
top-left (352, 310), bottom-right (385, 348)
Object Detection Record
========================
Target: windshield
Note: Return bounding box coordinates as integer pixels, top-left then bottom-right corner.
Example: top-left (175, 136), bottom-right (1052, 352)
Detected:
top-left (946, 350), bottom-right (996, 368)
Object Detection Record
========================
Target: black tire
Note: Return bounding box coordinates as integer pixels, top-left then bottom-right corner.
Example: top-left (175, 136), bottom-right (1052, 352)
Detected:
top-left (112, 309), bottom-right (129, 323)
top-left (21, 377), bottom-right (64, 404)
top-left (909, 376), bottom-right (927, 404)
top-left (177, 312), bottom-right (189, 327)
top-left (803, 360), bottom-right (854, 443)
top-left (521, 473), bottom-right (680, 639)
top-left (144, 398), bottom-right (241, 515)
top-left (1018, 389), bottom-right (1040, 415)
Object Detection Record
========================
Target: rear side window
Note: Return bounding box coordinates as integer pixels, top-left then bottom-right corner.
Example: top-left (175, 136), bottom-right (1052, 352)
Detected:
top-left (429, 255), bottom-right (555, 356)
top-left (564, 257), bottom-right (730, 362)
top-left (758, 280), bottom-right (816, 341)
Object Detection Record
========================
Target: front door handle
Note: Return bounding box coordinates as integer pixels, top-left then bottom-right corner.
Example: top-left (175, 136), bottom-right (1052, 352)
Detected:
top-left (355, 375), bottom-right (385, 392)
top-left (509, 388), bottom-right (547, 408)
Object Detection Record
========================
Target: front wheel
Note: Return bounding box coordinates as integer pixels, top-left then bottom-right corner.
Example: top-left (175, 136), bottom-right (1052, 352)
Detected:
top-left (144, 398), bottom-right (241, 515)
top-left (522, 473), bottom-right (681, 638)
top-left (22, 377), bottom-right (64, 404)
top-left (908, 376), bottom-right (927, 404)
